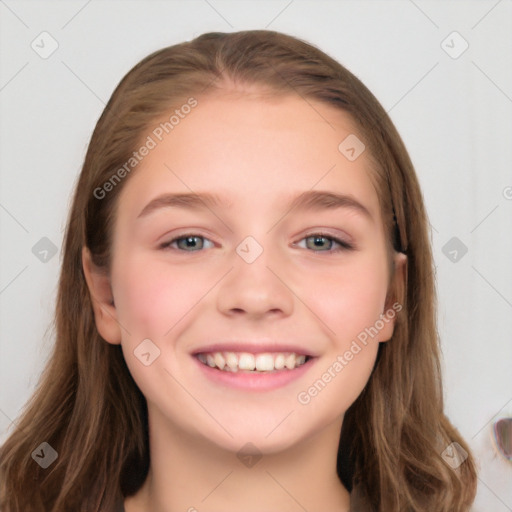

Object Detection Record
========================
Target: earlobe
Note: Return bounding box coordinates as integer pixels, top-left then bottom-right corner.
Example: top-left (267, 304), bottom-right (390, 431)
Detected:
top-left (82, 246), bottom-right (122, 345)
top-left (380, 252), bottom-right (407, 342)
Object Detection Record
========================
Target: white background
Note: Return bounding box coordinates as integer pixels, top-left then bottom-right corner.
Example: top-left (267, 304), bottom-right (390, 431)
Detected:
top-left (1, 1), bottom-right (511, 510)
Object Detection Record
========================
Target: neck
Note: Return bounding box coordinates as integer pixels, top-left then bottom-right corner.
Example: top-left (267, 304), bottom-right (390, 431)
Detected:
top-left (125, 405), bottom-right (351, 512)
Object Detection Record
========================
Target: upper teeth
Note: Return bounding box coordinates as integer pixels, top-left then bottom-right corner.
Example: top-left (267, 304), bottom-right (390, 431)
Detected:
top-left (196, 352), bottom-right (308, 372)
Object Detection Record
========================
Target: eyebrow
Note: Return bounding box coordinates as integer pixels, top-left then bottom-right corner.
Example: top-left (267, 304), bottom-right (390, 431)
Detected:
top-left (136, 190), bottom-right (373, 221)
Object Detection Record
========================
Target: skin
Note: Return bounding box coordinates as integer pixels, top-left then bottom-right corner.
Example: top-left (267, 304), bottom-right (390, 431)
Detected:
top-left (83, 89), bottom-right (406, 512)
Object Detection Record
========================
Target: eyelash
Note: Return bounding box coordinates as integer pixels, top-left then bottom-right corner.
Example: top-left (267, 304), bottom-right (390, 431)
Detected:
top-left (159, 232), bottom-right (354, 254)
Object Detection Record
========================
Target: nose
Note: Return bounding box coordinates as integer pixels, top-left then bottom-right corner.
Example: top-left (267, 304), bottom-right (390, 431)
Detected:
top-left (216, 241), bottom-right (295, 320)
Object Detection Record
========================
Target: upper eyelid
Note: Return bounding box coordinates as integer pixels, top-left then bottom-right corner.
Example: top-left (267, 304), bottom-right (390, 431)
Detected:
top-left (294, 233), bottom-right (354, 250)
top-left (161, 232), bottom-right (353, 250)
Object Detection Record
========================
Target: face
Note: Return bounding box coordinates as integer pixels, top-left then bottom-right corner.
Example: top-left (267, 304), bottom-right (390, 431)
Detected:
top-left (86, 91), bottom-right (404, 454)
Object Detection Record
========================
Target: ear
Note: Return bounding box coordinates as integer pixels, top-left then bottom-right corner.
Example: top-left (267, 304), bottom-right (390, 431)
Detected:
top-left (82, 246), bottom-right (122, 345)
top-left (379, 252), bottom-right (407, 342)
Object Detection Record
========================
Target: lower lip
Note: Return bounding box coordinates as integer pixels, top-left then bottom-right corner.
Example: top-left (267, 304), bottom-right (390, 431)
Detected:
top-left (192, 356), bottom-right (316, 391)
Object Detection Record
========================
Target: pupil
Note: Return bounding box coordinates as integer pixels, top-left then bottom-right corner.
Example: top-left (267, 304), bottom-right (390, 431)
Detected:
top-left (183, 236), bottom-right (199, 249)
top-left (308, 236), bottom-right (331, 251)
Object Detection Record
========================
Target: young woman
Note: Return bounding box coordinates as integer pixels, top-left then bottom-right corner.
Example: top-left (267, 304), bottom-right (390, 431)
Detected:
top-left (0, 30), bottom-right (477, 511)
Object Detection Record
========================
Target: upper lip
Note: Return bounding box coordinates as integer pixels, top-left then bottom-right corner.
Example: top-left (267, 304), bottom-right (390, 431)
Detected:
top-left (191, 341), bottom-right (316, 357)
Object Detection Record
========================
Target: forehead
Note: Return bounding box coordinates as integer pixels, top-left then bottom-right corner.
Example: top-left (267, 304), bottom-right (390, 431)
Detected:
top-left (116, 93), bottom-right (382, 223)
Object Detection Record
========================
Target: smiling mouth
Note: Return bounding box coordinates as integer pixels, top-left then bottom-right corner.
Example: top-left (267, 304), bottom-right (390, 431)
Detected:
top-left (195, 351), bottom-right (312, 372)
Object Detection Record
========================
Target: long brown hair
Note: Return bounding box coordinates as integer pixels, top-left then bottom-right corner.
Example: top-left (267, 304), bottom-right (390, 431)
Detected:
top-left (0, 30), bottom-right (477, 511)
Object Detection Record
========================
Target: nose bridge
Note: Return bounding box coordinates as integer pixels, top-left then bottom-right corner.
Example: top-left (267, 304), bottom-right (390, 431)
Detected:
top-left (216, 232), bottom-right (294, 317)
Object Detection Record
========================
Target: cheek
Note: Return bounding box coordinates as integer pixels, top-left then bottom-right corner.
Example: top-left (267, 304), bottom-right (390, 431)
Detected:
top-left (111, 252), bottom-right (211, 341)
top-left (291, 253), bottom-right (389, 415)
top-left (301, 253), bottom-right (390, 344)
top-left (295, 263), bottom-right (386, 417)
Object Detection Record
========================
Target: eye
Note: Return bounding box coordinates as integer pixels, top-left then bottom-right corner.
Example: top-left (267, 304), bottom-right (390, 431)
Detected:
top-left (160, 234), bottom-right (215, 252)
top-left (159, 232), bottom-right (353, 253)
top-left (295, 233), bottom-right (354, 253)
